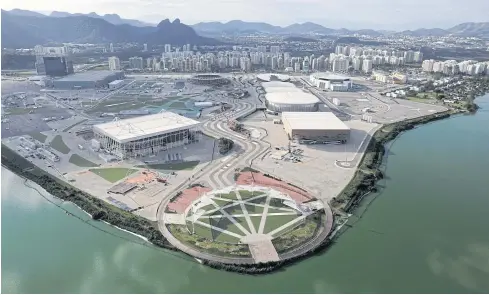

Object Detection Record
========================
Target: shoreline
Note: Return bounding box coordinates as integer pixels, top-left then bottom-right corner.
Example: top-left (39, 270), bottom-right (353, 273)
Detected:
top-left (0, 105), bottom-right (474, 275)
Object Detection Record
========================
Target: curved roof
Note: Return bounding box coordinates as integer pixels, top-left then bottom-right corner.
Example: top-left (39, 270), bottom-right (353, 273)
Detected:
top-left (262, 81), bottom-right (296, 89)
top-left (265, 92), bottom-right (320, 105)
top-left (311, 72), bottom-right (351, 81)
top-left (264, 87), bottom-right (304, 93)
top-left (257, 73), bottom-right (290, 82)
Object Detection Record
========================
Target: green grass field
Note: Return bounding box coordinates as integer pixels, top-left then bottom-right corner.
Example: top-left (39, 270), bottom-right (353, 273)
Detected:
top-left (244, 204), bottom-right (265, 214)
top-left (218, 191), bottom-right (238, 200)
top-left (69, 154), bottom-right (99, 168)
top-left (89, 168), bottom-right (138, 183)
top-left (49, 135), bottom-right (71, 154)
top-left (222, 204), bottom-right (244, 216)
top-left (192, 220), bottom-right (242, 243)
top-left (212, 199), bottom-right (234, 208)
top-left (263, 214), bottom-right (300, 234)
top-left (5, 108), bottom-right (34, 115)
top-left (136, 160), bottom-right (199, 171)
top-left (247, 196), bottom-right (267, 205)
top-left (238, 190), bottom-right (259, 199)
top-left (28, 132), bottom-right (47, 143)
top-left (250, 216), bottom-right (263, 232)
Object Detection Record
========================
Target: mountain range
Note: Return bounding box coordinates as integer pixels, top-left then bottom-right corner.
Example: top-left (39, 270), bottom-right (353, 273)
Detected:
top-left (2, 8), bottom-right (489, 49)
top-left (1, 10), bottom-right (218, 48)
top-left (191, 20), bottom-right (489, 38)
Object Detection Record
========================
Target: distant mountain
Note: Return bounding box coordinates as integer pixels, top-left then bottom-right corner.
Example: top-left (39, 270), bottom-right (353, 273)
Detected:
top-left (283, 22), bottom-right (335, 34)
top-left (192, 20), bottom-right (282, 34)
top-left (192, 20), bottom-right (489, 38)
top-left (7, 9), bottom-right (46, 17)
top-left (192, 20), bottom-right (387, 36)
top-left (1, 10), bottom-right (220, 48)
top-left (447, 22), bottom-right (489, 37)
top-left (49, 11), bottom-right (154, 27)
top-left (396, 28), bottom-right (448, 37)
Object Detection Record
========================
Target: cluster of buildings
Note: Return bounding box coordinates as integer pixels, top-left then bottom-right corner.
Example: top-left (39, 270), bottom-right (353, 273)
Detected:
top-left (327, 46), bottom-right (424, 74)
top-left (259, 78), bottom-right (350, 142)
top-left (421, 59), bottom-right (489, 75)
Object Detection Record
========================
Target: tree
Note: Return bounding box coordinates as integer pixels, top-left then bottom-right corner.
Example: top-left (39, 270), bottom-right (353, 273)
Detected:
top-left (218, 137), bottom-right (234, 154)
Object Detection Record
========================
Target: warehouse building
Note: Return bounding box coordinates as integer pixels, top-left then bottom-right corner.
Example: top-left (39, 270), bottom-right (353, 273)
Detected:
top-left (51, 71), bottom-right (125, 89)
top-left (281, 112), bottom-right (350, 143)
top-left (93, 112), bottom-right (201, 159)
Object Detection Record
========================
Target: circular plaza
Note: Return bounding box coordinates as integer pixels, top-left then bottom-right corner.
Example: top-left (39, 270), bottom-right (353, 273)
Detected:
top-left (162, 184), bottom-right (333, 264)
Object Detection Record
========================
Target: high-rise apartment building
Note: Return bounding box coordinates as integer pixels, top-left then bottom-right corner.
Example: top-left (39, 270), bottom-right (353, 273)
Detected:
top-left (362, 59), bottom-right (373, 73)
top-left (164, 44), bottom-right (171, 53)
top-left (108, 56), bottom-right (121, 71)
top-left (129, 56), bottom-right (144, 69)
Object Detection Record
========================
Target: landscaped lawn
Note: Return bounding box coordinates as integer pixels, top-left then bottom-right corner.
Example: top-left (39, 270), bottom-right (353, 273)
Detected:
top-left (49, 135), bottom-right (71, 154)
top-left (28, 132), bottom-right (47, 143)
top-left (244, 203), bottom-right (265, 214)
top-left (250, 216), bottom-right (263, 233)
top-left (89, 167), bottom-right (138, 183)
top-left (212, 199), bottom-right (234, 208)
top-left (222, 204), bottom-right (243, 216)
top-left (136, 161), bottom-right (199, 171)
top-left (232, 216), bottom-right (252, 233)
top-left (69, 154), bottom-right (99, 167)
top-left (238, 190), bottom-right (259, 199)
top-left (263, 214), bottom-right (301, 234)
top-left (217, 191), bottom-right (238, 200)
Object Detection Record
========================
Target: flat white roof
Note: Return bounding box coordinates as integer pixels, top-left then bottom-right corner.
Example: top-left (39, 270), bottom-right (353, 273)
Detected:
top-left (262, 81), bottom-right (295, 89)
top-left (264, 87), bottom-right (304, 93)
top-left (282, 112), bottom-right (350, 131)
top-left (265, 92), bottom-right (320, 105)
top-left (109, 80), bottom-right (124, 85)
top-left (93, 112), bottom-right (201, 143)
top-left (311, 72), bottom-right (351, 81)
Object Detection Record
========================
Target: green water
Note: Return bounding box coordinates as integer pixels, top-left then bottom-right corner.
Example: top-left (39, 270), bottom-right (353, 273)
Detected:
top-left (2, 95), bottom-right (489, 293)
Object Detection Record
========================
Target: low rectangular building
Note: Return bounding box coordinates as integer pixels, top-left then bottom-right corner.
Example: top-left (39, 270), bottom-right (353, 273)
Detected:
top-left (51, 71), bottom-right (125, 89)
top-left (281, 112), bottom-right (350, 143)
top-left (93, 112), bottom-right (201, 159)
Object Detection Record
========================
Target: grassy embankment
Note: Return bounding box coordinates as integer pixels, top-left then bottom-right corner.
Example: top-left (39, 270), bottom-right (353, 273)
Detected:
top-left (0, 145), bottom-right (172, 250)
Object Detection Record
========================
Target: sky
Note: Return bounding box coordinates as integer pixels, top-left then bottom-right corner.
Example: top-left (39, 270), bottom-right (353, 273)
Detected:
top-left (2, 0), bottom-right (489, 30)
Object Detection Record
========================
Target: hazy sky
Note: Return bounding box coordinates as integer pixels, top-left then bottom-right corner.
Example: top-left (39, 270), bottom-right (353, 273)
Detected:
top-left (2, 0), bottom-right (489, 30)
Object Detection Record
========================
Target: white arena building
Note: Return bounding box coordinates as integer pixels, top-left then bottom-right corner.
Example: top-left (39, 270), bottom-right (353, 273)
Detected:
top-left (310, 73), bottom-right (352, 91)
top-left (93, 112), bottom-right (201, 159)
top-left (281, 112), bottom-right (350, 143)
top-left (262, 81), bottom-right (319, 112)
top-left (256, 73), bottom-right (290, 82)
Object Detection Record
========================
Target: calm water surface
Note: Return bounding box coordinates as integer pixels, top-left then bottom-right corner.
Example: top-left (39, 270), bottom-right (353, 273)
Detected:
top-left (2, 95), bottom-right (489, 293)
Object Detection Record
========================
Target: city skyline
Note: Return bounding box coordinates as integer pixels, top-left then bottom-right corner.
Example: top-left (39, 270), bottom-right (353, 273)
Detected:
top-left (3, 0), bottom-right (489, 31)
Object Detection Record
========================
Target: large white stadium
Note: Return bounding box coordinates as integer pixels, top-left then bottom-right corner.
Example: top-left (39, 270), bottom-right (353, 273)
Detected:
top-left (93, 112), bottom-right (201, 159)
top-left (262, 81), bottom-right (320, 112)
top-left (310, 73), bottom-right (352, 91)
